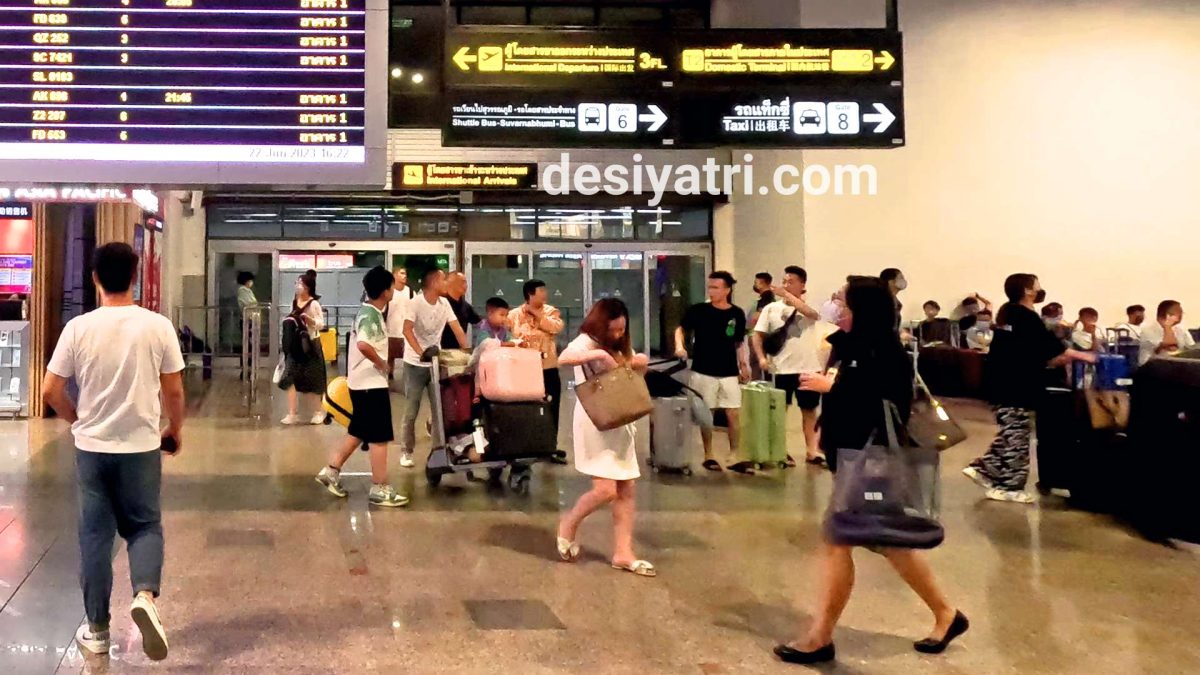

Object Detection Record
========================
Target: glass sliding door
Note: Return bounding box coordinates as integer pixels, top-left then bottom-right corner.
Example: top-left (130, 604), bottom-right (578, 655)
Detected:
top-left (588, 252), bottom-right (645, 353)
top-left (647, 253), bottom-right (709, 357)
top-left (533, 252), bottom-right (586, 354)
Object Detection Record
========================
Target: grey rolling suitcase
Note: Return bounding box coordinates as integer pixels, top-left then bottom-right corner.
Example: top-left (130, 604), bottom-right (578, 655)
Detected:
top-left (650, 396), bottom-right (697, 475)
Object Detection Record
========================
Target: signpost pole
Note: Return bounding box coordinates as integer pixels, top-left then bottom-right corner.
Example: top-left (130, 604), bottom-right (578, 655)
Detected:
top-left (886, 0), bottom-right (899, 31)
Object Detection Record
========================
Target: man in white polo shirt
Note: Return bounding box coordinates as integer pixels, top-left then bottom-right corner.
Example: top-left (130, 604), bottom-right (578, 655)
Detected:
top-left (42, 243), bottom-right (185, 662)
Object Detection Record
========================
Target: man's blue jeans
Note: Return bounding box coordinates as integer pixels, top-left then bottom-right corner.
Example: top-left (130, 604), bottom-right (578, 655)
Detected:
top-left (76, 449), bottom-right (163, 630)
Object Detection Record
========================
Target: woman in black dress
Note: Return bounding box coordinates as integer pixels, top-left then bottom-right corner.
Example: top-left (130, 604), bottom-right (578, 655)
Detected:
top-left (280, 272), bottom-right (327, 425)
top-left (774, 276), bottom-right (967, 665)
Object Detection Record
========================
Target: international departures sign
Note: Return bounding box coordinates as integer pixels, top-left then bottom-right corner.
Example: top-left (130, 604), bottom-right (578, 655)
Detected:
top-left (440, 28), bottom-right (904, 149)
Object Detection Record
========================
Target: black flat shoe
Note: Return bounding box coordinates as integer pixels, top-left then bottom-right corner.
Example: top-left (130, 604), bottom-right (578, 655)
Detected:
top-left (914, 610), bottom-right (969, 654)
top-left (727, 461), bottom-right (756, 475)
top-left (702, 459), bottom-right (723, 472)
top-left (774, 643), bottom-right (835, 664)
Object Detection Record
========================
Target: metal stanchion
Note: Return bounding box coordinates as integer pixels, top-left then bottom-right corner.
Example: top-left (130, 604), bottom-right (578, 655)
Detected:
top-left (242, 306), bottom-right (263, 414)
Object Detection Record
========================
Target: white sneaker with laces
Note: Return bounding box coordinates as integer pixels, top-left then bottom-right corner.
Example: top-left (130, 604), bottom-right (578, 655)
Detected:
top-left (130, 593), bottom-right (169, 661)
top-left (309, 412), bottom-right (327, 425)
top-left (399, 452), bottom-right (415, 468)
top-left (280, 414), bottom-right (302, 426)
top-left (369, 484), bottom-right (410, 508)
top-left (962, 466), bottom-right (994, 489)
top-left (315, 466), bottom-right (348, 498)
top-left (75, 624), bottom-right (110, 656)
top-left (985, 488), bottom-right (1036, 504)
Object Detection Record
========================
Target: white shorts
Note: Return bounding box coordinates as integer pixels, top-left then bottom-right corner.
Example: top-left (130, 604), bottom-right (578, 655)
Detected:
top-left (690, 372), bottom-right (742, 410)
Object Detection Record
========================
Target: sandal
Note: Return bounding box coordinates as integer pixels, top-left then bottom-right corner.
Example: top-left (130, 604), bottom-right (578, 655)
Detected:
top-left (702, 459), bottom-right (723, 472)
top-left (805, 455), bottom-right (827, 466)
top-left (784, 455), bottom-right (798, 468)
top-left (611, 559), bottom-right (657, 577)
top-left (727, 461), bottom-right (756, 475)
top-left (556, 537), bottom-right (580, 563)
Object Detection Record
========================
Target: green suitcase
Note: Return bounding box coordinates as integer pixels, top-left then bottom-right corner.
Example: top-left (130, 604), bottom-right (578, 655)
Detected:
top-left (738, 382), bottom-right (788, 466)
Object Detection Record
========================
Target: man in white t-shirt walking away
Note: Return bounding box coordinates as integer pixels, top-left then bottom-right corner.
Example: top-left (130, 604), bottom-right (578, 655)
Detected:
top-left (399, 268), bottom-right (468, 468)
top-left (751, 266), bottom-right (833, 467)
top-left (386, 266), bottom-right (416, 377)
top-left (42, 243), bottom-right (185, 662)
top-left (316, 266), bottom-right (409, 506)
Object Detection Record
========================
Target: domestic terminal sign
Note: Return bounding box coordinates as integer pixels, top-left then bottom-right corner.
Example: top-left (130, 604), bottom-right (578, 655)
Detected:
top-left (674, 29), bottom-right (902, 83)
top-left (393, 162), bottom-right (538, 190)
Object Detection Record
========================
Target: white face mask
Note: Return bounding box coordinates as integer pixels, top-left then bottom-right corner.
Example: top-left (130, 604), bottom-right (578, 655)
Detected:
top-left (976, 321), bottom-right (991, 331)
top-left (896, 278), bottom-right (908, 291)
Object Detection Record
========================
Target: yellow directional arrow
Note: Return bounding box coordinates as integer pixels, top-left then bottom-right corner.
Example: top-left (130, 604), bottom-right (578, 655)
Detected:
top-left (875, 50), bottom-right (895, 71)
top-left (453, 46), bottom-right (477, 71)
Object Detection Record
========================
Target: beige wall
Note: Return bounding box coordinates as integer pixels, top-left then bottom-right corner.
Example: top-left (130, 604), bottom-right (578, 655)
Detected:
top-left (800, 0), bottom-right (1200, 325)
top-left (161, 191), bottom-right (207, 321)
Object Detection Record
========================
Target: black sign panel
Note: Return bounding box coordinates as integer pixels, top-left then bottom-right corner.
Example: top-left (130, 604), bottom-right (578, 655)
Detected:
top-left (677, 87), bottom-right (904, 148)
top-left (443, 91), bottom-right (673, 148)
top-left (393, 161), bottom-right (538, 190)
top-left (0, 202), bottom-right (33, 219)
top-left (445, 29), bottom-right (671, 89)
top-left (0, 0), bottom-right (367, 163)
top-left (674, 29), bottom-right (902, 86)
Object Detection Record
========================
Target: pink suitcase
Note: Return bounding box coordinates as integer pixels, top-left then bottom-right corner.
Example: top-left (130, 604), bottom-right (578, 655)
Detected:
top-left (477, 347), bottom-right (546, 402)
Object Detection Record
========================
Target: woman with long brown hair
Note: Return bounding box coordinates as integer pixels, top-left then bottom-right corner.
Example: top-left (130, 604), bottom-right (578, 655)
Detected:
top-left (556, 298), bottom-right (655, 577)
top-left (280, 272), bottom-right (327, 425)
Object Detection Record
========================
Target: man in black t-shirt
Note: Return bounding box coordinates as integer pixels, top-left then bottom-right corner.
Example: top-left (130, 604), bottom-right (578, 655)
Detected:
top-left (748, 272), bottom-right (775, 380)
top-left (675, 271), bottom-right (750, 472)
top-left (964, 273), bottom-right (1096, 504)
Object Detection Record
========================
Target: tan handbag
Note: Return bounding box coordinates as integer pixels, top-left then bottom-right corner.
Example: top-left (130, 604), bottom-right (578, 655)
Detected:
top-left (1085, 390), bottom-right (1131, 430)
top-left (575, 365), bottom-right (654, 431)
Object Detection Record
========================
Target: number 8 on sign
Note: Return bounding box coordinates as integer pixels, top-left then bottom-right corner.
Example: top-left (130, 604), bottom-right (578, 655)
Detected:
top-left (827, 102), bottom-right (861, 135)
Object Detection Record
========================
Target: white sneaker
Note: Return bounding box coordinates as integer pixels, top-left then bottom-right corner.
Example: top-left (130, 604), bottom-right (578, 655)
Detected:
top-left (281, 414), bottom-right (302, 426)
top-left (309, 412), bottom-right (327, 425)
top-left (399, 452), bottom-right (415, 468)
top-left (315, 466), bottom-right (347, 498)
top-left (985, 488), bottom-right (1036, 504)
top-left (962, 466), bottom-right (995, 490)
top-left (130, 593), bottom-right (169, 661)
top-left (75, 624), bottom-right (110, 656)
top-left (368, 484), bottom-right (410, 508)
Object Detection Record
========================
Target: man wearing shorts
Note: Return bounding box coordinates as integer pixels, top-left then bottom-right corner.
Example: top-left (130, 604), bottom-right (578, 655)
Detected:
top-left (316, 266), bottom-right (409, 507)
top-left (675, 271), bottom-right (751, 472)
top-left (752, 266), bottom-right (833, 467)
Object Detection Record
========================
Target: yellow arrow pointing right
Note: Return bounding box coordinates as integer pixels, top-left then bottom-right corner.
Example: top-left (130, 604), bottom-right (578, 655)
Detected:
top-left (875, 50), bottom-right (895, 71)
top-left (453, 46), bottom-right (477, 71)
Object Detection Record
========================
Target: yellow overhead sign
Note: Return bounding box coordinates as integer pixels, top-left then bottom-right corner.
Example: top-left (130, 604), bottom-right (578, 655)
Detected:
top-left (680, 44), bottom-right (896, 74)
top-left (451, 41), bottom-right (668, 75)
top-left (394, 162), bottom-right (538, 190)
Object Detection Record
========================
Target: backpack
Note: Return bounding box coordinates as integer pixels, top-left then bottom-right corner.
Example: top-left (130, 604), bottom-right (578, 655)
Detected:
top-left (283, 300), bottom-right (315, 361)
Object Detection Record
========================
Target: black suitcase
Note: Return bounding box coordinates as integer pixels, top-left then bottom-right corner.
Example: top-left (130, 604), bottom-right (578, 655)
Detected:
top-left (1127, 357), bottom-right (1200, 543)
top-left (1034, 387), bottom-right (1081, 493)
top-left (481, 400), bottom-right (558, 460)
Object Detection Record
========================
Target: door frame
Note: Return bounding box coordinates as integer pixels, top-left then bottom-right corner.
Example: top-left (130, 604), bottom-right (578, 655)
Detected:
top-left (207, 239), bottom-right (458, 366)
top-left (464, 241), bottom-right (712, 352)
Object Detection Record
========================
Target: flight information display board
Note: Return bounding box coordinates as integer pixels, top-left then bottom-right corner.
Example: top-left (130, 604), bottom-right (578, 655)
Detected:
top-left (0, 0), bottom-right (388, 186)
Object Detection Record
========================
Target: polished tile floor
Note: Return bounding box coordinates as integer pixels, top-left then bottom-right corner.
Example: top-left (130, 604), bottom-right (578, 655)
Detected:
top-left (0, 375), bottom-right (1197, 674)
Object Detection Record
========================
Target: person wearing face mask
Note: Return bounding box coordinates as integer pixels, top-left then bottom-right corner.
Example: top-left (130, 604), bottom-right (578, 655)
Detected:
top-left (963, 274), bottom-right (1097, 503)
top-left (963, 309), bottom-right (994, 350)
top-left (1070, 308), bottom-right (1105, 352)
top-left (956, 293), bottom-right (993, 335)
top-left (1138, 300), bottom-right (1195, 366)
top-left (1040, 302), bottom-right (1071, 344)
top-left (280, 272), bottom-right (327, 426)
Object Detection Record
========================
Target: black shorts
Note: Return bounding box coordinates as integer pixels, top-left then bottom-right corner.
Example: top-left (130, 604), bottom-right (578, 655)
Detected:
top-left (772, 374), bottom-right (821, 410)
top-left (347, 388), bottom-right (394, 444)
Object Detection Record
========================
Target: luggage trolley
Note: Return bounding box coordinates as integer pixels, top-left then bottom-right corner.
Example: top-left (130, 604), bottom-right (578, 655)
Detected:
top-left (422, 347), bottom-right (556, 493)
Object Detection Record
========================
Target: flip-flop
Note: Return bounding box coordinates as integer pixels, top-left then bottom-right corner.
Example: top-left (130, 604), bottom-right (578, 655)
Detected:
top-left (611, 560), bottom-right (657, 577)
top-left (784, 455), bottom-right (798, 468)
top-left (727, 461), bottom-right (756, 475)
top-left (805, 456), bottom-right (827, 466)
top-left (556, 537), bottom-right (580, 563)
top-left (702, 459), bottom-right (723, 472)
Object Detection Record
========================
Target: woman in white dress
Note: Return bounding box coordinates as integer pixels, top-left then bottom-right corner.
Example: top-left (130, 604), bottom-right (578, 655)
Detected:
top-left (555, 299), bottom-right (655, 577)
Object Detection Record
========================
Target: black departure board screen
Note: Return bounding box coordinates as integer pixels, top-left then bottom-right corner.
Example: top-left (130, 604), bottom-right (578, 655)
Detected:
top-left (0, 0), bottom-right (388, 186)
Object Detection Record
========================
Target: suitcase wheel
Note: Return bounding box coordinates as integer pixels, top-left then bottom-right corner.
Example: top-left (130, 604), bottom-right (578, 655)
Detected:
top-left (487, 467), bottom-right (505, 483)
top-left (508, 470), bottom-right (531, 494)
top-left (425, 467), bottom-right (443, 487)
top-left (683, 467), bottom-right (693, 476)
top-left (323, 414), bottom-right (333, 426)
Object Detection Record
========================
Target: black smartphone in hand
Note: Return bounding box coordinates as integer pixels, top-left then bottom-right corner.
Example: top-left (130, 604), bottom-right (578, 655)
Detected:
top-left (161, 436), bottom-right (178, 454)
